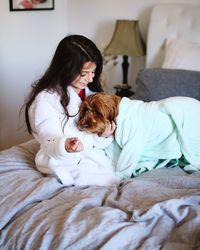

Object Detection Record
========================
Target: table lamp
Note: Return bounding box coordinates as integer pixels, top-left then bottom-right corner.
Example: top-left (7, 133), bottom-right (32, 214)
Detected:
top-left (104, 20), bottom-right (146, 97)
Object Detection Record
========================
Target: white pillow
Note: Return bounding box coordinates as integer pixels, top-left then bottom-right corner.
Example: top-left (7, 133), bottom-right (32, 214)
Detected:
top-left (162, 38), bottom-right (200, 71)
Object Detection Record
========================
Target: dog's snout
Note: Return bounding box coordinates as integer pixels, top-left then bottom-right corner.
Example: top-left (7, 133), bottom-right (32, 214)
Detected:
top-left (77, 119), bottom-right (89, 130)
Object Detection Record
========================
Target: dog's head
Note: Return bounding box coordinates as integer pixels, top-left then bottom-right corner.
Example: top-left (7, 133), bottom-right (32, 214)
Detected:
top-left (77, 92), bottom-right (121, 136)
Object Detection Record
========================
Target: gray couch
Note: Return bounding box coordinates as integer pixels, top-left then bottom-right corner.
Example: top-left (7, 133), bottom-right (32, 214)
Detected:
top-left (133, 68), bottom-right (200, 101)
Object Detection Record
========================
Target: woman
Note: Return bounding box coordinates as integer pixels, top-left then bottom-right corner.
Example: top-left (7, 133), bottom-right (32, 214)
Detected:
top-left (24, 35), bottom-right (118, 186)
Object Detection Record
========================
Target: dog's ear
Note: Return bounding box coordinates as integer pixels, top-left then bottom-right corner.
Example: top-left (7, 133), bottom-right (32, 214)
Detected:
top-left (109, 94), bottom-right (121, 121)
top-left (97, 93), bottom-right (120, 122)
top-left (86, 92), bottom-right (120, 119)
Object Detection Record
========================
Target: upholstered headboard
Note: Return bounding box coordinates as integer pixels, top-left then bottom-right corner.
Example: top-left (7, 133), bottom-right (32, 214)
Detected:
top-left (146, 4), bottom-right (200, 68)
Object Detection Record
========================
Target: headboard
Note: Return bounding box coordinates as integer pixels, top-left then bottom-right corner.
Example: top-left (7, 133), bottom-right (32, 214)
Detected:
top-left (146, 4), bottom-right (200, 68)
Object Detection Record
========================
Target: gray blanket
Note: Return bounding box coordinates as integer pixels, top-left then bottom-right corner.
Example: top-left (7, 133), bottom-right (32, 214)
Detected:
top-left (0, 140), bottom-right (200, 250)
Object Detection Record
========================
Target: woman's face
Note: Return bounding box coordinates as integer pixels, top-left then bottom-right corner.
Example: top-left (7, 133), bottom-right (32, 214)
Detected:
top-left (71, 61), bottom-right (96, 93)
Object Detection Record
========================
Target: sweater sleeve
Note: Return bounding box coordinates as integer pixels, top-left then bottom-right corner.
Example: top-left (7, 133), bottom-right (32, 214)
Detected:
top-left (29, 97), bottom-right (73, 159)
top-left (92, 134), bottom-right (114, 149)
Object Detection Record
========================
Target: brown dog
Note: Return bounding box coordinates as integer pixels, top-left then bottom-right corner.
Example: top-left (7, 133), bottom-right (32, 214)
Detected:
top-left (77, 93), bottom-right (200, 179)
top-left (77, 92), bottom-right (121, 136)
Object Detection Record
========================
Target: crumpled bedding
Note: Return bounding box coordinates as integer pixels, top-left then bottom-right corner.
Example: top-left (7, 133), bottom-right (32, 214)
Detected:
top-left (0, 139), bottom-right (200, 250)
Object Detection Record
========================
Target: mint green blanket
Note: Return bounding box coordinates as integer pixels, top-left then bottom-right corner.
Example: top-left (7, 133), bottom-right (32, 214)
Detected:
top-left (105, 97), bottom-right (200, 179)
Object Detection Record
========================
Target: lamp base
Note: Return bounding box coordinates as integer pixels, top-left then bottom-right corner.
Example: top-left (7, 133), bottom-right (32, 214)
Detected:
top-left (114, 84), bottom-right (134, 97)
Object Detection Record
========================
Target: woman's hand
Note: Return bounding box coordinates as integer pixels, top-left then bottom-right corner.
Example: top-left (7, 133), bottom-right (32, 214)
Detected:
top-left (65, 137), bottom-right (84, 152)
top-left (101, 121), bottom-right (116, 138)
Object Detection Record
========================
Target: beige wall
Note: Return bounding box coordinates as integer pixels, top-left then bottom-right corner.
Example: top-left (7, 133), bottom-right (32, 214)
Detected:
top-left (0, 0), bottom-right (68, 149)
top-left (0, 0), bottom-right (199, 150)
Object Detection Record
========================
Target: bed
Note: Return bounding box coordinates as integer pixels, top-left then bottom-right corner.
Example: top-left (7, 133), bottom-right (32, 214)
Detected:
top-left (1, 4), bottom-right (200, 250)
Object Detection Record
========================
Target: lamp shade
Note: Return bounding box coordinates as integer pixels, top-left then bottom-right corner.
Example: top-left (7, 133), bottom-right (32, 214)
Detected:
top-left (104, 20), bottom-right (146, 57)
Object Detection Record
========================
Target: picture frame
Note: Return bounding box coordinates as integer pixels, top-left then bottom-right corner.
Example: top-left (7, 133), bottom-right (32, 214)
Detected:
top-left (9, 0), bottom-right (54, 11)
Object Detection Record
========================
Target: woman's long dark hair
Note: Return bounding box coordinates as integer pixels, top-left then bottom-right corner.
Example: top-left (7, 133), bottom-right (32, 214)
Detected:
top-left (24, 35), bottom-right (103, 134)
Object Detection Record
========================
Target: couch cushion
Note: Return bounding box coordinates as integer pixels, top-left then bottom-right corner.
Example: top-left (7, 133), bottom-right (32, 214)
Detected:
top-left (133, 68), bottom-right (200, 101)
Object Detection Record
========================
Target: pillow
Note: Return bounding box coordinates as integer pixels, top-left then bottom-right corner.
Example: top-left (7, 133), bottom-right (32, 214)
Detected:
top-left (162, 38), bottom-right (200, 71)
top-left (133, 68), bottom-right (200, 102)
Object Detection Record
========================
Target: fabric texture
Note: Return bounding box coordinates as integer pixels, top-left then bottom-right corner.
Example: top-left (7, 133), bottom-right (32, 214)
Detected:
top-left (162, 38), bottom-right (200, 71)
top-left (78, 89), bottom-right (86, 101)
top-left (0, 139), bottom-right (200, 250)
top-left (106, 97), bottom-right (200, 179)
top-left (145, 4), bottom-right (200, 68)
top-left (133, 68), bottom-right (200, 102)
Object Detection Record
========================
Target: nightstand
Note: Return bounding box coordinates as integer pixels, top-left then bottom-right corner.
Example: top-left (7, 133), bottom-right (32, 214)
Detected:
top-left (114, 83), bottom-right (134, 97)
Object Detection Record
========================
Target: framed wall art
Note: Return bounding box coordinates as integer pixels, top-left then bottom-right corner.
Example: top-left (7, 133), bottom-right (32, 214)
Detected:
top-left (9, 0), bottom-right (54, 11)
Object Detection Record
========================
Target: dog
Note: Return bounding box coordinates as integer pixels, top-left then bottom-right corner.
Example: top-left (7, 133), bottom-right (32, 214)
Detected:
top-left (78, 92), bottom-right (121, 136)
top-left (77, 92), bottom-right (200, 179)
